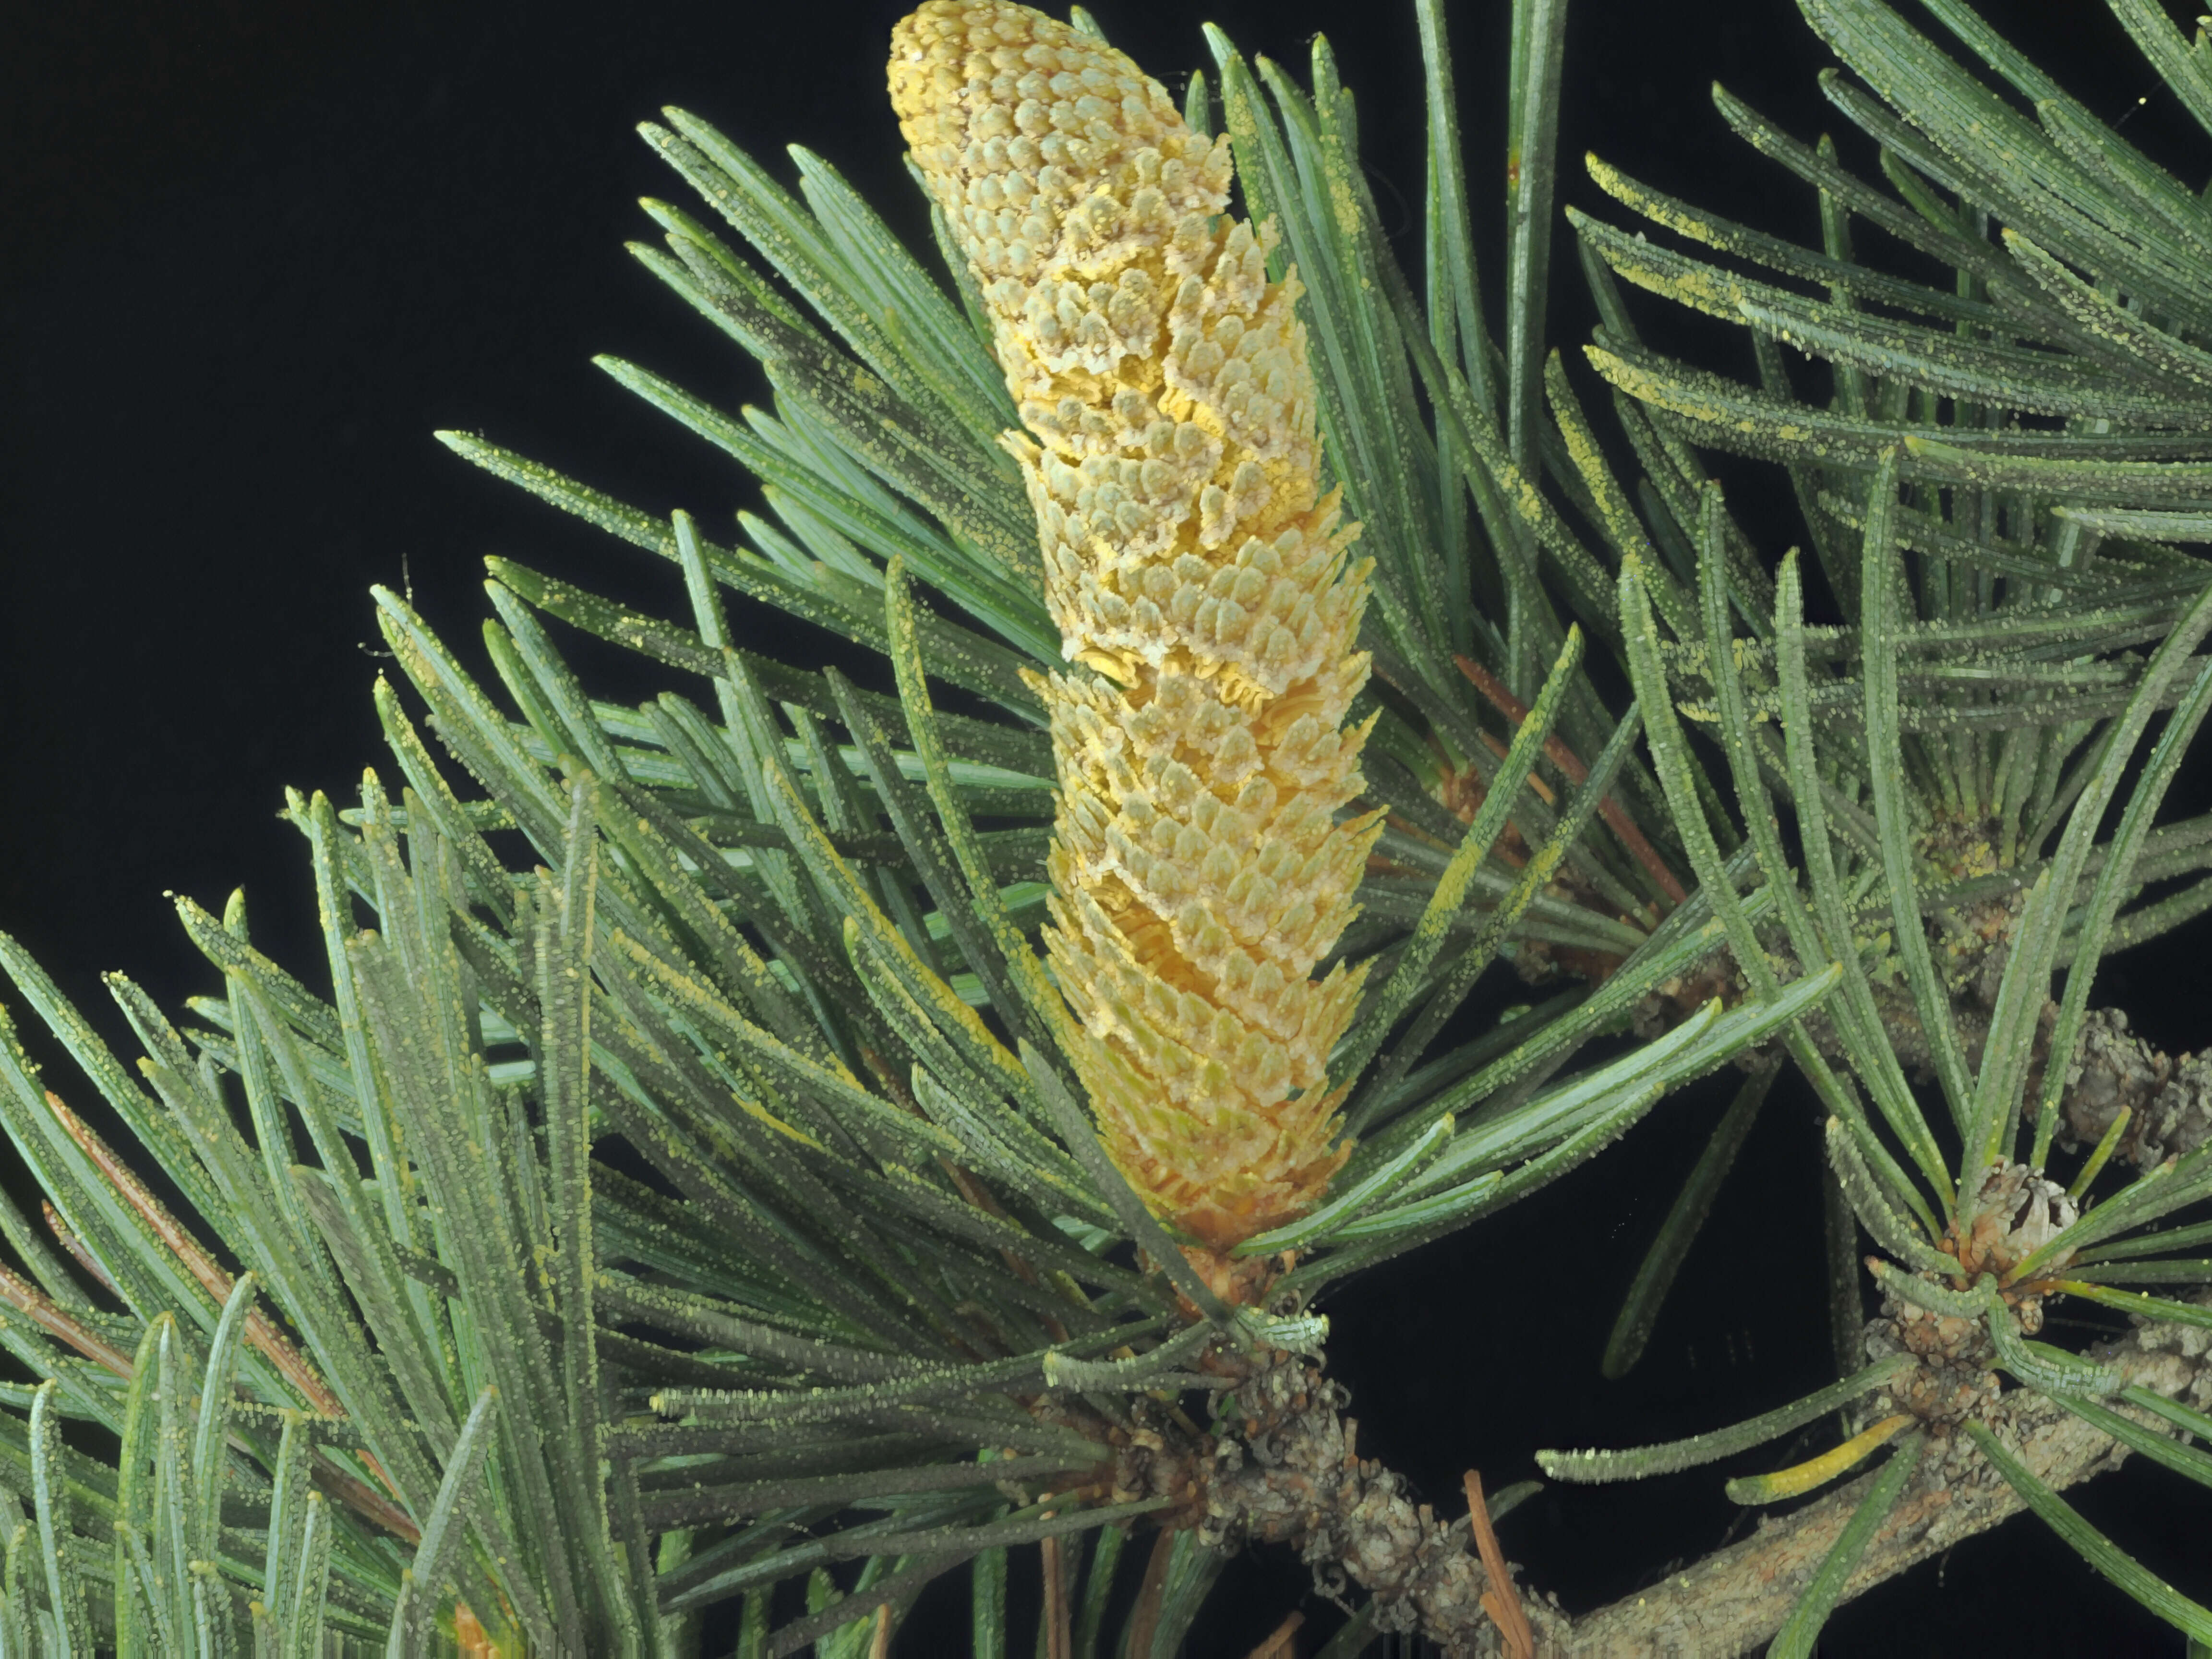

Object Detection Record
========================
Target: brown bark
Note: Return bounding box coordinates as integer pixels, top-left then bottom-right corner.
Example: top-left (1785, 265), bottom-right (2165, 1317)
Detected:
top-left (1193, 1346), bottom-right (1552, 1658)
top-left (2061, 1008), bottom-right (2212, 1168)
top-left (1193, 1298), bottom-right (2212, 1657)
top-left (1552, 1302), bottom-right (2212, 1656)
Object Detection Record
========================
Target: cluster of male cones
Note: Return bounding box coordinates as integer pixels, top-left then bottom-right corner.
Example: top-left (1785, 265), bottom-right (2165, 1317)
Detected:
top-left (891, 0), bottom-right (1382, 1271)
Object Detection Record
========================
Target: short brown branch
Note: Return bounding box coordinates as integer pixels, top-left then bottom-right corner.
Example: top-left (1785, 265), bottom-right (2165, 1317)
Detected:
top-left (1244, 1610), bottom-right (1304, 1659)
top-left (1041, 1533), bottom-right (1070, 1659)
top-left (0, 1259), bottom-right (138, 1378)
top-left (1199, 1348), bottom-right (1558, 1657)
top-left (45, 1091), bottom-right (343, 1416)
top-left (1455, 654), bottom-right (1688, 907)
top-left (2060, 1008), bottom-right (2212, 1169)
top-left (1549, 1293), bottom-right (2212, 1655)
top-left (1466, 1471), bottom-right (1536, 1659)
top-left (1192, 1296), bottom-right (2212, 1657)
top-left (1124, 1527), bottom-right (1175, 1659)
top-left (41, 1201), bottom-right (117, 1297)
top-left (310, 1447), bottom-right (423, 1545)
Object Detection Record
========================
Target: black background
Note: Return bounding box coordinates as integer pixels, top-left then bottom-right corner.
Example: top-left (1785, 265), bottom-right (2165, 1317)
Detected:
top-left (5, 0), bottom-right (2210, 1653)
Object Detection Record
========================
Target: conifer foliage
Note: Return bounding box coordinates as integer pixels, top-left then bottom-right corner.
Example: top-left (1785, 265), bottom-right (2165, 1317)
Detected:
top-left (4, 0), bottom-right (2212, 1653)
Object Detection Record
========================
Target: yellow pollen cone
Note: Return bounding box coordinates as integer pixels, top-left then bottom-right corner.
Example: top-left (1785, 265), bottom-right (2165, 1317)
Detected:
top-left (891, 1), bottom-right (1382, 1262)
